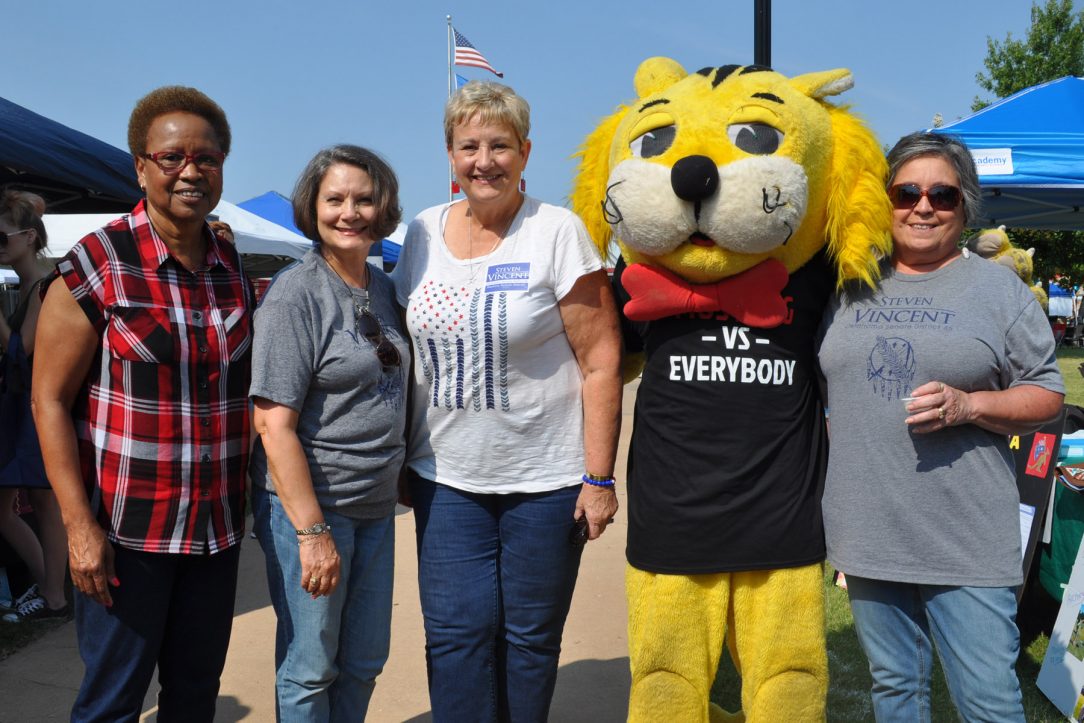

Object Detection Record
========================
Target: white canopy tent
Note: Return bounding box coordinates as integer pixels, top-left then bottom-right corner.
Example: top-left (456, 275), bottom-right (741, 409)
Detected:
top-left (40, 200), bottom-right (313, 261)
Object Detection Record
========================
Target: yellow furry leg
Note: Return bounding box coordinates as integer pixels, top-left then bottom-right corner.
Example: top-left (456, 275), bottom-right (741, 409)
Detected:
top-left (710, 702), bottom-right (745, 723)
top-left (626, 565), bottom-right (730, 723)
top-left (730, 563), bottom-right (828, 723)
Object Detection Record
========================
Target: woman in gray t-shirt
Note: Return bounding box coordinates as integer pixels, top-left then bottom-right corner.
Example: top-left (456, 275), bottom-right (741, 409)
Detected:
top-left (249, 145), bottom-right (409, 719)
top-left (819, 132), bottom-right (1064, 722)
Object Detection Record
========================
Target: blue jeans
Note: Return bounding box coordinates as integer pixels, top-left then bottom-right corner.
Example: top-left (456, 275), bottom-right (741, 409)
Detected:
top-left (252, 486), bottom-right (395, 723)
top-left (71, 543), bottom-right (240, 723)
top-left (846, 575), bottom-right (1025, 722)
top-left (409, 475), bottom-right (584, 723)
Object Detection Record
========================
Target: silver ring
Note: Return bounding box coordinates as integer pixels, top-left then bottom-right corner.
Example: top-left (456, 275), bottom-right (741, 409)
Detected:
top-left (938, 382), bottom-right (945, 393)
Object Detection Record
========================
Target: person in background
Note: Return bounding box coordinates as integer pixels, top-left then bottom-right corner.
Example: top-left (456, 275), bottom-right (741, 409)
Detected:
top-left (393, 81), bottom-right (622, 722)
top-left (32, 86), bottom-right (253, 721)
top-left (250, 144), bottom-right (408, 720)
top-left (819, 131), bottom-right (1064, 721)
top-left (0, 190), bottom-right (69, 621)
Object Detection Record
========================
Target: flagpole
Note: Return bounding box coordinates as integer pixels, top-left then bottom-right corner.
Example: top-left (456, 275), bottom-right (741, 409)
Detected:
top-left (447, 15), bottom-right (454, 202)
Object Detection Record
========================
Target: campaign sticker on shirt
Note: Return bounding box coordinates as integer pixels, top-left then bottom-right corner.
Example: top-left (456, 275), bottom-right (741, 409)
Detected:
top-left (485, 263), bottom-right (530, 293)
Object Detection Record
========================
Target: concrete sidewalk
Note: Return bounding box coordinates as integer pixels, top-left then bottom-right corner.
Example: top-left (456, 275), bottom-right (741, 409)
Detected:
top-left (0, 382), bottom-right (636, 722)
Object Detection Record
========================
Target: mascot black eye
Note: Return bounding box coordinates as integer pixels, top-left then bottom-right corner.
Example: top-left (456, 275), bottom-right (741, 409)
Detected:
top-left (629, 125), bottom-right (676, 158)
top-left (727, 123), bottom-right (784, 155)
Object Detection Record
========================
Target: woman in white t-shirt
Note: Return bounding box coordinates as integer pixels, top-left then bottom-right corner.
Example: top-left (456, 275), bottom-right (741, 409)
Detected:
top-left (393, 81), bottom-right (622, 722)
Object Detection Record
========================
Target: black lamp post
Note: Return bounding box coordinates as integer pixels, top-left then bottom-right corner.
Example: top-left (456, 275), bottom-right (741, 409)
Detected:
top-left (754, 0), bottom-right (771, 68)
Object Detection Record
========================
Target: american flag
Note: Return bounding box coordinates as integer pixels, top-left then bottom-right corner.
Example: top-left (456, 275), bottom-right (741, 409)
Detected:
top-left (453, 28), bottom-right (503, 78)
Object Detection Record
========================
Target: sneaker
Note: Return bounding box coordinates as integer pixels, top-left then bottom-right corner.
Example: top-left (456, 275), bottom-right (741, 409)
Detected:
top-left (11, 584), bottom-right (40, 609)
top-left (2, 584), bottom-right (42, 614)
top-left (2, 591), bottom-right (70, 623)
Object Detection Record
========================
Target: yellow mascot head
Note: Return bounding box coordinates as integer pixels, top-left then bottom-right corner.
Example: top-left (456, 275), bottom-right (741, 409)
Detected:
top-left (966, 225), bottom-right (1048, 310)
top-left (571, 57), bottom-right (891, 288)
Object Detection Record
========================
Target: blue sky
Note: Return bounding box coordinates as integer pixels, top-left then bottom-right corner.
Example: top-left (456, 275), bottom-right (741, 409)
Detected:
top-left (5, 1), bottom-right (1063, 221)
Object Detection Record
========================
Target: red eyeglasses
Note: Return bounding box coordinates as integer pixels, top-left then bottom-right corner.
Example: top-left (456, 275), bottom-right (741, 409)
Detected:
top-left (143, 150), bottom-right (226, 175)
top-left (888, 184), bottom-right (962, 212)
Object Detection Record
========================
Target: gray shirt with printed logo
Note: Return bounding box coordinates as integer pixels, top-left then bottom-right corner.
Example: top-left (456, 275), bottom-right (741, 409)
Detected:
top-left (249, 249), bottom-right (409, 518)
top-left (818, 254), bottom-right (1063, 587)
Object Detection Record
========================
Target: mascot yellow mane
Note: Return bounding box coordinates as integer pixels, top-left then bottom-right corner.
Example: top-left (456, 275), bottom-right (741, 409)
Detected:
top-left (571, 57), bottom-right (891, 288)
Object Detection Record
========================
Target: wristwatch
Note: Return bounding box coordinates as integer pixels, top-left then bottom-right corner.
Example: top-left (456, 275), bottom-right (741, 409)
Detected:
top-left (295, 522), bottom-right (332, 536)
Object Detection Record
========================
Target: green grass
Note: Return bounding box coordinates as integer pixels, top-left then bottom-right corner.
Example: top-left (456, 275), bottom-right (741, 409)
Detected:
top-left (1057, 346), bottom-right (1084, 407)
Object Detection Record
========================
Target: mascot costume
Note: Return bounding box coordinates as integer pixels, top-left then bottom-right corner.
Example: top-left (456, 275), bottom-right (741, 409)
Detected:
top-left (966, 225), bottom-right (1048, 311)
top-left (571, 57), bottom-right (891, 722)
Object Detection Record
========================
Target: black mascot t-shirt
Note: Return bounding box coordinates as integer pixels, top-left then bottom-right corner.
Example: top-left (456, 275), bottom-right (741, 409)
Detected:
top-left (614, 251), bottom-right (834, 574)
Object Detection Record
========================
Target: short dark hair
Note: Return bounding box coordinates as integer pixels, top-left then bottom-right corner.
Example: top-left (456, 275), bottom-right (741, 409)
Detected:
top-left (292, 145), bottom-right (402, 244)
top-left (0, 189), bottom-right (47, 254)
top-left (127, 86), bottom-right (231, 158)
top-left (887, 132), bottom-right (982, 225)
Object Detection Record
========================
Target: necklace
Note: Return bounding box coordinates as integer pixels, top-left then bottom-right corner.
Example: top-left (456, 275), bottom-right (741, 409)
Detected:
top-left (465, 198), bottom-right (521, 286)
top-left (322, 249), bottom-right (369, 290)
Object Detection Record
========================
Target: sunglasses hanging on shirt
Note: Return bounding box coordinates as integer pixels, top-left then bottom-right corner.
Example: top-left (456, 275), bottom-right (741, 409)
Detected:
top-left (352, 301), bottom-right (401, 369)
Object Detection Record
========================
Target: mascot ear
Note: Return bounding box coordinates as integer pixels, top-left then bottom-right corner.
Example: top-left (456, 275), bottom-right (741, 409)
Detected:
top-left (633, 57), bottom-right (687, 97)
top-left (790, 68), bottom-right (854, 99)
top-left (571, 105), bottom-right (628, 256)
top-left (824, 107), bottom-right (893, 288)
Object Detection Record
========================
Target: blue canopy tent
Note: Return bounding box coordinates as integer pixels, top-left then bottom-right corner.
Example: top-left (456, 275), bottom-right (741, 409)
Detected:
top-left (0, 96), bottom-right (141, 213)
top-left (238, 191), bottom-right (305, 236)
top-left (930, 77), bottom-right (1084, 230)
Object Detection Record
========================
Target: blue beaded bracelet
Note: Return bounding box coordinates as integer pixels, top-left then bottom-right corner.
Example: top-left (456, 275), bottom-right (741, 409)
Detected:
top-left (582, 473), bottom-right (616, 488)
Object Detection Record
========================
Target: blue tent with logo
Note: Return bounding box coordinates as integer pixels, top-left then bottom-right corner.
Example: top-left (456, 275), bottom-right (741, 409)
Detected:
top-left (0, 96), bottom-right (141, 213)
top-left (929, 76), bottom-right (1084, 230)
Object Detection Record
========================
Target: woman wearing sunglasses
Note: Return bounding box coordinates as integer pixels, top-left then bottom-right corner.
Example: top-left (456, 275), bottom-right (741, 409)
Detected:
top-left (392, 82), bottom-right (621, 721)
top-left (818, 131), bottom-right (1064, 721)
top-left (0, 190), bottom-right (70, 623)
top-left (33, 86), bottom-right (254, 721)
top-left (249, 144), bottom-right (408, 720)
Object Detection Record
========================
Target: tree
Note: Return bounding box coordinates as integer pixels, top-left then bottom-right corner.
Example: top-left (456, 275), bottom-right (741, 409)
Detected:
top-left (974, 0), bottom-right (1084, 111)
top-left (972, 0), bottom-right (1084, 285)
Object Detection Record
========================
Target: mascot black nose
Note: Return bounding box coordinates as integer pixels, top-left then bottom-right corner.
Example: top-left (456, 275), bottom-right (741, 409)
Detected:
top-left (671, 155), bottom-right (719, 202)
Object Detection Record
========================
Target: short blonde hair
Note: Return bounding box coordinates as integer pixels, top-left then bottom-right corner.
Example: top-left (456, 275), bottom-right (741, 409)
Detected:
top-left (444, 81), bottom-right (530, 148)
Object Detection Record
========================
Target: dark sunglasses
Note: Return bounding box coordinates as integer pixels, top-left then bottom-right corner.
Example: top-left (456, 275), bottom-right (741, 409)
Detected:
top-left (888, 183), bottom-right (962, 212)
top-left (353, 302), bottom-right (401, 369)
top-left (0, 229), bottom-right (31, 245)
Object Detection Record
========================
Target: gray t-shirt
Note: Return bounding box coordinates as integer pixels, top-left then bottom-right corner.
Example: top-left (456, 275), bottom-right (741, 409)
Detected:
top-left (818, 253), bottom-right (1063, 587)
top-left (249, 249), bottom-right (408, 518)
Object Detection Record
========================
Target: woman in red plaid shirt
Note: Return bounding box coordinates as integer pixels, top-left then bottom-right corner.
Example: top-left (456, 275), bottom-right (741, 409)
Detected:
top-left (32, 86), bottom-right (253, 723)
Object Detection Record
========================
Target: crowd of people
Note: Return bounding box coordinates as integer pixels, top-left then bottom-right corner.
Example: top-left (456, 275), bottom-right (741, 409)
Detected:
top-left (0, 79), bottom-right (1064, 723)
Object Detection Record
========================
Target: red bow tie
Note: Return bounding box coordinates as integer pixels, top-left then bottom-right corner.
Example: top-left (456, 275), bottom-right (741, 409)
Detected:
top-left (621, 259), bottom-right (790, 327)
